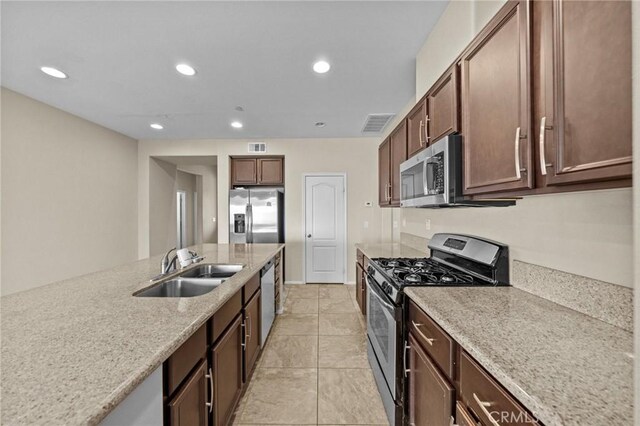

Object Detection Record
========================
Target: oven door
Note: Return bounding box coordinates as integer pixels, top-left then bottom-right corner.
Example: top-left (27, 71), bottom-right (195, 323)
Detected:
top-left (366, 274), bottom-right (400, 398)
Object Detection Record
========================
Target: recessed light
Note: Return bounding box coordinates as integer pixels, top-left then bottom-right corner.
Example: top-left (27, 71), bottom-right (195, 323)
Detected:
top-left (315, 122), bottom-right (326, 127)
top-left (313, 60), bottom-right (331, 74)
top-left (176, 63), bottom-right (196, 76)
top-left (40, 66), bottom-right (68, 79)
top-left (150, 123), bottom-right (164, 130)
top-left (230, 121), bottom-right (243, 129)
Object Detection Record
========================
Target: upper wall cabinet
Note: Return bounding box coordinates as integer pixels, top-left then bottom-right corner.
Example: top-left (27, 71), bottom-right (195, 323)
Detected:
top-left (378, 120), bottom-right (408, 207)
top-left (460, 0), bottom-right (533, 195)
top-left (230, 157), bottom-right (284, 187)
top-left (426, 65), bottom-right (459, 145)
top-left (378, 138), bottom-right (391, 206)
top-left (407, 98), bottom-right (428, 157)
top-left (533, 0), bottom-right (632, 186)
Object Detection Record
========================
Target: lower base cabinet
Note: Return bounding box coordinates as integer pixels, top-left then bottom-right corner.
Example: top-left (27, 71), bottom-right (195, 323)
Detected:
top-left (243, 289), bottom-right (261, 381)
top-left (406, 333), bottom-right (454, 426)
top-left (212, 315), bottom-right (244, 426)
top-left (168, 360), bottom-right (210, 426)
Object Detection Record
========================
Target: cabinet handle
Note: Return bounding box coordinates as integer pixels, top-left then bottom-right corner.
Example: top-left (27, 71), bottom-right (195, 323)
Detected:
top-left (473, 393), bottom-right (500, 426)
top-left (425, 115), bottom-right (430, 143)
top-left (411, 320), bottom-right (434, 345)
top-left (514, 127), bottom-right (526, 180)
top-left (241, 321), bottom-right (246, 348)
top-left (539, 116), bottom-right (553, 176)
top-left (403, 343), bottom-right (410, 377)
top-left (247, 313), bottom-right (252, 343)
top-left (205, 367), bottom-right (214, 414)
top-left (419, 120), bottom-right (425, 146)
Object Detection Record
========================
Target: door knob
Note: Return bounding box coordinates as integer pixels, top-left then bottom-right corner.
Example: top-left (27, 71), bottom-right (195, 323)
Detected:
top-left (307, 234), bottom-right (312, 238)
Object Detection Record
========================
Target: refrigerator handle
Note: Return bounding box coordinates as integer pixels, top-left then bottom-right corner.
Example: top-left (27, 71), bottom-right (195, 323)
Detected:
top-left (247, 204), bottom-right (253, 243)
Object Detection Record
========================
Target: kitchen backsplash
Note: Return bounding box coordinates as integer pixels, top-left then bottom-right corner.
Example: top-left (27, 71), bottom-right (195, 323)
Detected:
top-left (399, 232), bottom-right (430, 253)
top-left (512, 260), bottom-right (633, 332)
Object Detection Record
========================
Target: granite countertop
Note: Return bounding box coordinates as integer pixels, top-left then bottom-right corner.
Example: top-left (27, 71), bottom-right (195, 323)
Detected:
top-left (0, 243), bottom-right (284, 425)
top-left (404, 286), bottom-right (633, 426)
top-left (355, 242), bottom-right (427, 259)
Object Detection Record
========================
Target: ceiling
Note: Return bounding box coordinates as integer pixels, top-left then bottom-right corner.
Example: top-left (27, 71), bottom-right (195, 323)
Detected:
top-left (1, 1), bottom-right (448, 140)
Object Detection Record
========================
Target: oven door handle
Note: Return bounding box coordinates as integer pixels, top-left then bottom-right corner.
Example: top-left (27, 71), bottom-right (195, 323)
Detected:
top-left (366, 275), bottom-right (396, 311)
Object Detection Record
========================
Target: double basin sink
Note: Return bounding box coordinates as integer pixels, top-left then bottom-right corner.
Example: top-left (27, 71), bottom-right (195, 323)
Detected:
top-left (135, 264), bottom-right (244, 298)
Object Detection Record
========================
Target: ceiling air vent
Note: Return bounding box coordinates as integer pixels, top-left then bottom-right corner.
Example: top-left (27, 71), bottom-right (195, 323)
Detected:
top-left (248, 142), bottom-right (267, 153)
top-left (362, 113), bottom-right (395, 134)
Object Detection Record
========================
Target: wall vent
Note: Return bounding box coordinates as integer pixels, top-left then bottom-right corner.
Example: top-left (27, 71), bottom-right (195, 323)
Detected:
top-left (361, 113), bottom-right (395, 134)
top-left (248, 142), bottom-right (267, 153)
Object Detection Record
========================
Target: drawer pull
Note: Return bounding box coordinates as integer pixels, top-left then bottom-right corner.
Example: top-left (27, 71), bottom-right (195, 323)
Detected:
top-left (473, 393), bottom-right (500, 426)
top-left (411, 320), bottom-right (434, 345)
top-left (404, 343), bottom-right (410, 377)
top-left (205, 367), bottom-right (214, 413)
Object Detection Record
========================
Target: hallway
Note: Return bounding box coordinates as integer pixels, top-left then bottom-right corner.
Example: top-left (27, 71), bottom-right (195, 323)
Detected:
top-left (233, 284), bottom-right (389, 425)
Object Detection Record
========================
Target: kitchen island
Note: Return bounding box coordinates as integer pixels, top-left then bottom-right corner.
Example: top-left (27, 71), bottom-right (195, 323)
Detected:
top-left (0, 243), bottom-right (284, 425)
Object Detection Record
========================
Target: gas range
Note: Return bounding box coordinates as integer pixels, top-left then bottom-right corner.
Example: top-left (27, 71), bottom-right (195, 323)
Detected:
top-left (366, 234), bottom-right (510, 304)
top-left (365, 234), bottom-right (510, 425)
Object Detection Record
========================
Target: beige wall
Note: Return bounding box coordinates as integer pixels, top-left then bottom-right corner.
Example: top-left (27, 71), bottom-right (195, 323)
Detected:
top-left (1, 88), bottom-right (138, 295)
top-left (176, 170), bottom-right (197, 248)
top-left (631, 0), bottom-right (639, 417)
top-left (400, 0), bottom-right (635, 288)
top-left (139, 138), bottom-right (392, 283)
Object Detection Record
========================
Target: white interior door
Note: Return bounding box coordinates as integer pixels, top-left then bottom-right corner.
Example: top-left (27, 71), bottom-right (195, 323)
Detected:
top-left (305, 175), bottom-right (346, 283)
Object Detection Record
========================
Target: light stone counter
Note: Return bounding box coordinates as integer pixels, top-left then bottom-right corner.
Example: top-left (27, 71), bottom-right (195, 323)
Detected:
top-left (355, 242), bottom-right (427, 259)
top-left (404, 286), bottom-right (633, 426)
top-left (0, 243), bottom-right (284, 425)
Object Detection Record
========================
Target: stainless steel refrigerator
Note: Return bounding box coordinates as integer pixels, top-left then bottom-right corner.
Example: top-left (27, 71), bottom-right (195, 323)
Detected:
top-left (229, 188), bottom-right (284, 244)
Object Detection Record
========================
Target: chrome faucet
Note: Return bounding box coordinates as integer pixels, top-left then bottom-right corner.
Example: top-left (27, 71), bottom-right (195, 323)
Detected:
top-left (161, 247), bottom-right (178, 274)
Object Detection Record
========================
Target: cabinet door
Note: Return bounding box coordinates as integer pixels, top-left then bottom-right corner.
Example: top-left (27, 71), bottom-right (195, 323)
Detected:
top-left (378, 139), bottom-right (391, 206)
top-left (257, 158), bottom-right (284, 185)
top-left (406, 333), bottom-right (455, 426)
top-left (427, 65), bottom-right (459, 144)
top-left (168, 360), bottom-right (209, 426)
top-left (407, 98), bottom-right (428, 157)
top-left (243, 289), bottom-right (261, 381)
top-left (231, 158), bottom-right (257, 186)
top-left (460, 0), bottom-right (533, 195)
top-left (212, 315), bottom-right (243, 426)
top-left (534, 0), bottom-right (632, 186)
top-left (389, 120), bottom-right (408, 206)
top-left (355, 262), bottom-right (365, 315)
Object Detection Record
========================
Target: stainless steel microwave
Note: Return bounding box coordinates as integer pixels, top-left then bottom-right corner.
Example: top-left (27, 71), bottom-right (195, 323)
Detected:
top-left (399, 135), bottom-right (515, 208)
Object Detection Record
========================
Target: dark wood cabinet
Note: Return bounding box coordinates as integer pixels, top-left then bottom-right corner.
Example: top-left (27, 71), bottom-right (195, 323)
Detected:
top-left (355, 262), bottom-right (365, 316)
top-left (389, 120), bottom-right (408, 206)
top-left (212, 314), bottom-right (244, 426)
top-left (230, 157), bottom-right (284, 187)
top-left (407, 98), bottom-right (428, 157)
top-left (406, 333), bottom-right (455, 426)
top-left (427, 64), bottom-right (459, 144)
top-left (378, 138), bottom-right (391, 206)
top-left (378, 121), bottom-right (407, 207)
top-left (533, 0), bottom-right (632, 187)
top-left (243, 289), bottom-right (261, 382)
top-left (257, 158), bottom-right (284, 185)
top-left (460, 0), bottom-right (533, 195)
top-left (231, 158), bottom-right (258, 186)
top-left (168, 360), bottom-right (210, 426)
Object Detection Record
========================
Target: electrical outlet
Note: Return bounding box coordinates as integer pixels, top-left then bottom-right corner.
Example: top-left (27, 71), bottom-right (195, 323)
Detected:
top-left (212, 217), bottom-right (217, 223)
top-left (393, 221), bottom-right (398, 229)
top-left (402, 218), bottom-right (406, 227)
top-left (425, 219), bottom-right (431, 230)
top-left (364, 201), bottom-right (372, 207)
top-left (364, 221), bottom-right (369, 229)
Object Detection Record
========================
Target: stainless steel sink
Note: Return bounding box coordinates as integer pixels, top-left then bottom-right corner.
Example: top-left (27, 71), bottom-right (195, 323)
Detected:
top-left (179, 264), bottom-right (244, 279)
top-left (135, 278), bottom-right (223, 298)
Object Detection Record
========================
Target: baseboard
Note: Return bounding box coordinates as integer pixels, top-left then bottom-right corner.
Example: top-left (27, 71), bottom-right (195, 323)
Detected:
top-left (344, 281), bottom-right (356, 285)
top-left (284, 281), bottom-right (305, 285)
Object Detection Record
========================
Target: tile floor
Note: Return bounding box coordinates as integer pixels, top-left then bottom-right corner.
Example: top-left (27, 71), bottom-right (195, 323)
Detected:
top-left (233, 284), bottom-right (389, 426)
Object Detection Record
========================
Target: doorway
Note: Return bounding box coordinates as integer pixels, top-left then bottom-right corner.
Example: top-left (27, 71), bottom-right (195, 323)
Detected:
top-left (304, 174), bottom-right (346, 283)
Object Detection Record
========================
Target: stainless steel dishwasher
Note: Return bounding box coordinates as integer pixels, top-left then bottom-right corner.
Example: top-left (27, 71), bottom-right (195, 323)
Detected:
top-left (260, 259), bottom-right (276, 347)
